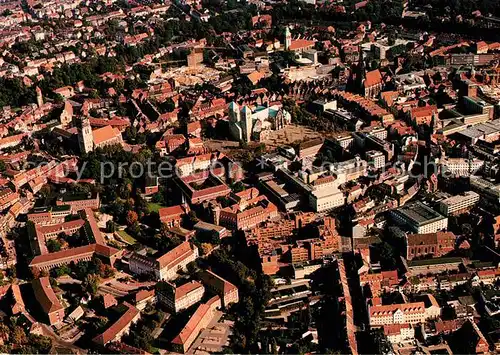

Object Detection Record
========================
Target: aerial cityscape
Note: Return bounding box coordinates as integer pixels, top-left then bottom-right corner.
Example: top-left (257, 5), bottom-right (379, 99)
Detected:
top-left (0, 0), bottom-right (499, 354)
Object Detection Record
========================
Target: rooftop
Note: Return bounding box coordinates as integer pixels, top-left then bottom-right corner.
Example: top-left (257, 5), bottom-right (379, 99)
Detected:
top-left (393, 202), bottom-right (446, 226)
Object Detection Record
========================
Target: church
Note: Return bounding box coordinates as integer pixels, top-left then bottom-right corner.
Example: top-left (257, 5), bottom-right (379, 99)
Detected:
top-left (228, 102), bottom-right (291, 143)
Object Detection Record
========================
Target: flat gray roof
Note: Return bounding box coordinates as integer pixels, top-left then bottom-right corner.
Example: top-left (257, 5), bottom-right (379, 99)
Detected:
top-left (394, 202), bottom-right (445, 226)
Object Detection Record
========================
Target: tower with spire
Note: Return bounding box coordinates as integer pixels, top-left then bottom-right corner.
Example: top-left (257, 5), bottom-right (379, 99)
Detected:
top-left (284, 26), bottom-right (292, 51)
top-left (78, 117), bottom-right (94, 154)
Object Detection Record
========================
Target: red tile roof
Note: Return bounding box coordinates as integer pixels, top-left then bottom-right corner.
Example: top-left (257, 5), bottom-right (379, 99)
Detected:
top-left (158, 205), bottom-right (188, 220)
top-left (93, 302), bottom-right (140, 345)
top-left (364, 69), bottom-right (382, 88)
top-left (383, 323), bottom-right (411, 336)
top-left (32, 277), bottom-right (64, 313)
top-left (92, 125), bottom-right (122, 146)
top-left (370, 302), bottom-right (426, 317)
top-left (175, 281), bottom-right (204, 300)
top-left (157, 241), bottom-right (194, 269)
top-left (289, 39), bottom-right (315, 51)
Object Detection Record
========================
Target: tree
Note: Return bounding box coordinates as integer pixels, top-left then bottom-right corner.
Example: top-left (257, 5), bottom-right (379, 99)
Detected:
top-left (83, 274), bottom-right (100, 295)
top-left (106, 220), bottom-right (116, 233)
top-left (232, 181), bottom-right (246, 193)
top-left (29, 334), bottom-right (52, 353)
top-left (186, 261), bottom-right (197, 276)
top-left (375, 242), bottom-right (397, 269)
top-left (52, 265), bottom-right (71, 278)
top-left (0, 323), bottom-right (9, 339)
top-left (92, 316), bottom-right (108, 332)
top-left (201, 243), bottom-right (214, 255)
top-left (11, 326), bottom-right (27, 345)
top-left (46, 239), bottom-right (62, 252)
top-left (160, 98), bottom-right (176, 113)
top-left (126, 210), bottom-right (139, 226)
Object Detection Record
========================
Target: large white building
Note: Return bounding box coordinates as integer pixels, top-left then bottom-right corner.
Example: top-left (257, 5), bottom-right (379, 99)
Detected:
top-left (440, 157), bottom-right (484, 177)
top-left (175, 153), bottom-right (215, 177)
top-left (383, 324), bottom-right (415, 344)
top-left (438, 191), bottom-right (480, 216)
top-left (366, 150), bottom-right (386, 170)
top-left (391, 202), bottom-right (448, 234)
top-left (309, 187), bottom-right (345, 212)
top-left (328, 156), bottom-right (368, 183)
top-left (369, 295), bottom-right (440, 326)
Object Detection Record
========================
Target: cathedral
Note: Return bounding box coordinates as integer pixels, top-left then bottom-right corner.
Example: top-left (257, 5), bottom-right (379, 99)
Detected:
top-left (228, 102), bottom-right (291, 143)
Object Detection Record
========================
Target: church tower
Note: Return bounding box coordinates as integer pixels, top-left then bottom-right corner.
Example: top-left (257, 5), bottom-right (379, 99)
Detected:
top-left (36, 87), bottom-right (43, 108)
top-left (60, 100), bottom-right (73, 127)
top-left (284, 26), bottom-right (292, 51)
top-left (78, 117), bottom-right (94, 154)
top-left (228, 101), bottom-right (240, 122)
top-left (241, 105), bottom-right (253, 143)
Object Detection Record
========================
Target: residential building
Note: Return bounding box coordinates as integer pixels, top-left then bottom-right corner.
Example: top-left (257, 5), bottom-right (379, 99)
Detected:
top-left (27, 206), bottom-right (71, 225)
top-left (383, 324), bottom-right (415, 344)
top-left (410, 105), bottom-right (437, 125)
top-left (366, 150), bottom-right (385, 169)
top-left (129, 241), bottom-right (199, 281)
top-left (175, 153), bottom-right (215, 177)
top-left (440, 157), bottom-right (484, 177)
top-left (30, 244), bottom-right (122, 272)
top-left (171, 296), bottom-right (221, 353)
top-left (157, 280), bottom-right (205, 313)
top-left (32, 277), bottom-right (65, 326)
top-left (369, 298), bottom-right (439, 326)
top-left (199, 269), bottom-right (239, 308)
top-left (193, 221), bottom-right (229, 239)
top-left (9, 284), bottom-right (25, 315)
top-left (92, 302), bottom-right (141, 346)
top-left (56, 193), bottom-right (100, 211)
top-left (175, 169), bottom-right (231, 205)
top-left (219, 195), bottom-right (278, 230)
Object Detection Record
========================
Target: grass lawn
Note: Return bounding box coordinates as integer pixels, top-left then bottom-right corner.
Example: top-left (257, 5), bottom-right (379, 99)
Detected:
top-left (116, 230), bottom-right (137, 244)
top-left (147, 202), bottom-right (163, 213)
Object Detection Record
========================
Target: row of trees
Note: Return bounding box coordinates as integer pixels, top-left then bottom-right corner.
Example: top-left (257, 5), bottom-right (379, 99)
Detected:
top-left (202, 240), bottom-right (272, 352)
top-left (272, 0), bottom-right (404, 26)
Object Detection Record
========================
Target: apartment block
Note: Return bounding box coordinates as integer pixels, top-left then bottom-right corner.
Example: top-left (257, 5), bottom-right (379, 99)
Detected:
top-left (157, 281), bottom-right (205, 313)
top-left (438, 191), bottom-right (480, 216)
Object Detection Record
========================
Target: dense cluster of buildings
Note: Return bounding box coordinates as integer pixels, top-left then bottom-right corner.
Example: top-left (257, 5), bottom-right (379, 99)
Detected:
top-left (0, 0), bottom-right (500, 353)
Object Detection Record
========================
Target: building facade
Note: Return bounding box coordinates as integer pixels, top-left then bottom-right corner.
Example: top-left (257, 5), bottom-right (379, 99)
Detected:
top-left (129, 242), bottom-right (199, 281)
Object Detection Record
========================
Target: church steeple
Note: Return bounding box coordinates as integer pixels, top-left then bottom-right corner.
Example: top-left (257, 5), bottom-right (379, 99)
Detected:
top-left (284, 26), bottom-right (291, 51)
